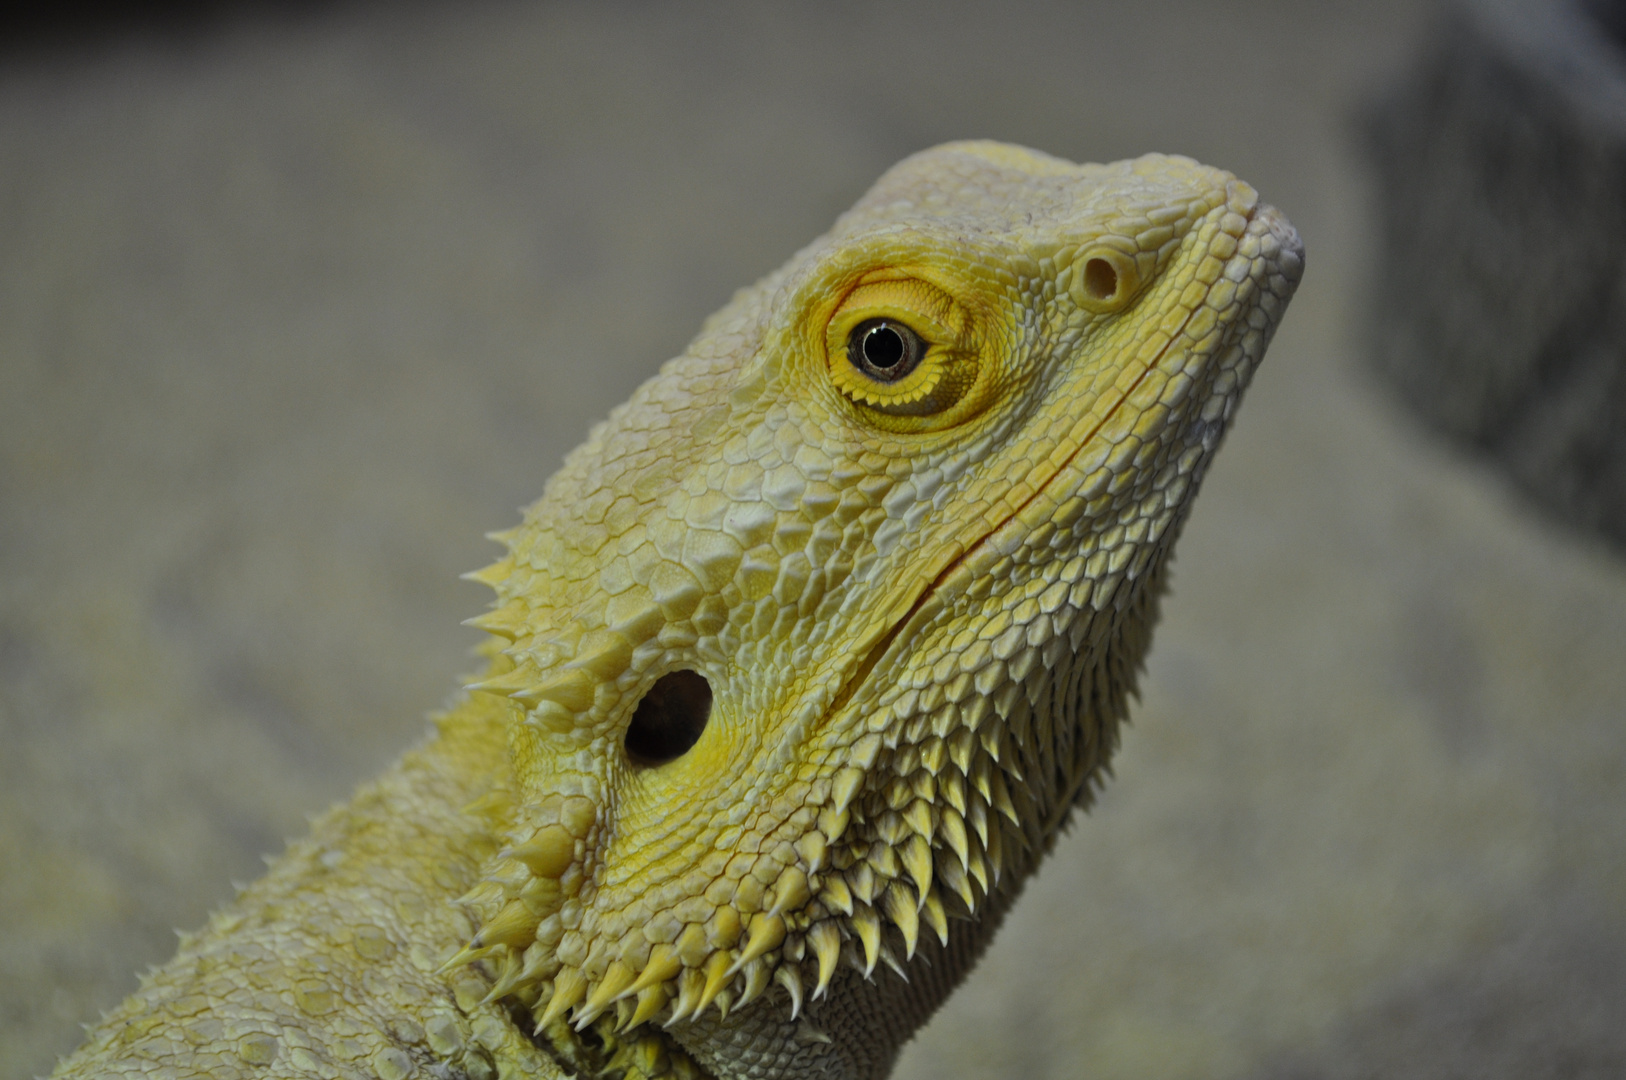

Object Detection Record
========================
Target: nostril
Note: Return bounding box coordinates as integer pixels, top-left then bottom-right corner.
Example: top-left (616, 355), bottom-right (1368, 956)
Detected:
top-left (1083, 256), bottom-right (1118, 301)
top-left (625, 670), bottom-right (712, 765)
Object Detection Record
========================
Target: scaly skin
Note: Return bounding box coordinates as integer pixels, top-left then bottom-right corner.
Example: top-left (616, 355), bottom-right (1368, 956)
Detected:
top-left (53, 142), bottom-right (1303, 1080)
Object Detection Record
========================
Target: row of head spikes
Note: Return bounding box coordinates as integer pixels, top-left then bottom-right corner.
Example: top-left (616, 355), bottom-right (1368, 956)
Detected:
top-left (438, 706), bottom-right (1046, 1038)
top-left (446, 545), bottom-right (1104, 1035)
top-left (432, 715), bottom-right (1040, 1027)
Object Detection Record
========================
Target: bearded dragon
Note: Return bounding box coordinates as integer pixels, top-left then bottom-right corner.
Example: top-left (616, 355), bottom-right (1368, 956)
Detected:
top-left (53, 142), bottom-right (1302, 1080)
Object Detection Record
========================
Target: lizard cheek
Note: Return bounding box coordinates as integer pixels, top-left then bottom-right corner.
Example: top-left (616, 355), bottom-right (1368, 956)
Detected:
top-left (624, 670), bottom-right (713, 766)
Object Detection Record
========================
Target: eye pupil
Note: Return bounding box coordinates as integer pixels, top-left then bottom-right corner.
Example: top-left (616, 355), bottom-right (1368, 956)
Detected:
top-left (847, 317), bottom-right (924, 382)
top-left (862, 325), bottom-right (906, 369)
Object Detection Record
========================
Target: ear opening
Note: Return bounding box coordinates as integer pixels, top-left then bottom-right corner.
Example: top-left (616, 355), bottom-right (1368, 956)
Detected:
top-left (625, 670), bottom-right (712, 765)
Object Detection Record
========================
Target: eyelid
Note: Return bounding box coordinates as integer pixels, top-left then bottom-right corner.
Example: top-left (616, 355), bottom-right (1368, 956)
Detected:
top-left (829, 278), bottom-right (965, 346)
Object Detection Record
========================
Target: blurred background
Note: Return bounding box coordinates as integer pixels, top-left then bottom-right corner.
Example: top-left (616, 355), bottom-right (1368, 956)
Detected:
top-left (3, 2), bottom-right (1625, 1077)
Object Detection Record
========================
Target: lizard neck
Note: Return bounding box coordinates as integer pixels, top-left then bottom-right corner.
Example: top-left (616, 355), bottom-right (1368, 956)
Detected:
top-left (58, 696), bottom-right (560, 1078)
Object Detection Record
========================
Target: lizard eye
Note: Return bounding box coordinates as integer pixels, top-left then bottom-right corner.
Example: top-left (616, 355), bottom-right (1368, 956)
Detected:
top-left (847, 318), bottom-right (925, 383)
top-left (823, 273), bottom-right (993, 428)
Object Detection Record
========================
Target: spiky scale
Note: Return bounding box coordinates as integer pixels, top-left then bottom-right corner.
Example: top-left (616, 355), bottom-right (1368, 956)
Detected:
top-left (706, 906), bottom-right (742, 950)
top-left (884, 884), bottom-right (921, 960)
top-left (830, 767), bottom-right (864, 817)
top-left (628, 984), bottom-right (668, 1029)
top-left (938, 854), bottom-right (976, 911)
top-left (921, 888), bottom-right (950, 946)
top-left (820, 876), bottom-right (854, 916)
top-left (437, 940), bottom-right (497, 975)
top-left (538, 967), bottom-right (588, 1031)
top-left (865, 841), bottom-right (899, 881)
top-left (986, 821), bottom-right (1006, 887)
top-left (738, 957), bottom-right (773, 1008)
top-left (526, 701), bottom-right (579, 735)
top-left (776, 966), bottom-right (805, 1020)
top-left (464, 606), bottom-right (526, 641)
top-left (967, 797), bottom-right (990, 847)
top-left (478, 899), bottom-right (541, 950)
top-left (695, 952), bottom-right (734, 1016)
top-left (989, 768), bottom-right (1021, 826)
top-left (508, 825), bottom-right (575, 879)
top-left (902, 798), bottom-right (934, 840)
top-left (673, 923), bottom-right (709, 968)
top-left (623, 944), bottom-right (683, 1000)
top-left (666, 967), bottom-right (706, 1026)
top-left (849, 862), bottom-right (878, 905)
top-left (572, 635), bottom-right (633, 682)
top-left (877, 942), bottom-right (909, 981)
top-left (513, 668), bottom-right (596, 713)
top-left (634, 1035), bottom-right (670, 1077)
top-left (817, 806), bottom-right (850, 841)
top-left (480, 947), bottom-right (526, 1005)
top-left (575, 961), bottom-right (636, 1028)
top-left (875, 810), bottom-right (908, 847)
top-left (966, 847), bottom-right (990, 893)
top-left (851, 907), bottom-right (882, 978)
top-left (940, 807), bottom-right (971, 869)
top-left (465, 668), bottom-right (532, 698)
top-left (808, 922), bottom-right (842, 999)
top-left (729, 913), bottom-right (786, 974)
top-left (794, 830), bottom-right (828, 873)
top-left (919, 737), bottom-right (948, 776)
top-left (769, 867), bottom-right (811, 917)
top-left (519, 874), bottom-right (561, 910)
top-left (460, 560), bottom-right (511, 589)
top-left (901, 834), bottom-right (933, 905)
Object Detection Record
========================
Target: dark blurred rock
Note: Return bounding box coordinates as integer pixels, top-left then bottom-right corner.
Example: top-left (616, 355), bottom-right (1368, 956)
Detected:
top-left (0, 1), bottom-right (337, 57)
top-left (1366, 0), bottom-right (1626, 550)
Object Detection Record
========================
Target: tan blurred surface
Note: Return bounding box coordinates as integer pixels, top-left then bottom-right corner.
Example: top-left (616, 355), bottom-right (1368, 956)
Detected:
top-left (4, 2), bottom-right (1625, 1077)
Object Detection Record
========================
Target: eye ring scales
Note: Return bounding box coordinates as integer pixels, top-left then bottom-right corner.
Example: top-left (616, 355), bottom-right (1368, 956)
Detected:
top-left (847, 318), bottom-right (926, 382)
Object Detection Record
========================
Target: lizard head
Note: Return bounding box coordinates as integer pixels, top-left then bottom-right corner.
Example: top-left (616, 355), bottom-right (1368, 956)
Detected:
top-left (452, 142), bottom-right (1303, 1045)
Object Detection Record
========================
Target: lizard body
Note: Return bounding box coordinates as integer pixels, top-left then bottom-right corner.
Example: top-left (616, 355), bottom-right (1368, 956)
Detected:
top-left (53, 142), bottom-right (1302, 1080)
